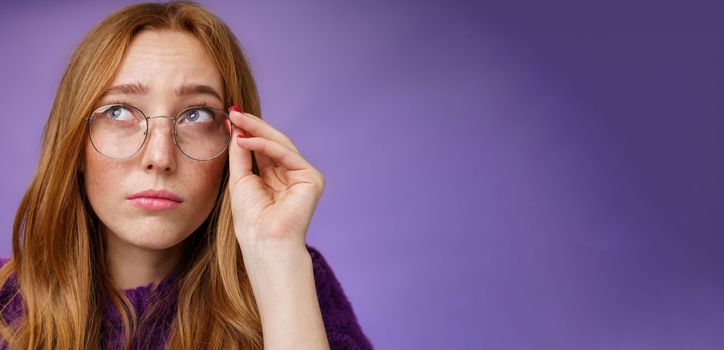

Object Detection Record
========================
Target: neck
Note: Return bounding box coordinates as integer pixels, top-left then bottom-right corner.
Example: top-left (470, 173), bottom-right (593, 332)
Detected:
top-left (104, 227), bottom-right (184, 290)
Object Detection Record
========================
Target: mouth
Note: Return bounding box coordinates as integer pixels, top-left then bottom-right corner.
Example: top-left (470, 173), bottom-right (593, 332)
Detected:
top-left (127, 189), bottom-right (182, 211)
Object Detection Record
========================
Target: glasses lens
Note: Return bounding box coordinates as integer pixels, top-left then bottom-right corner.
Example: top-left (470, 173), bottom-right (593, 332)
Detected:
top-left (88, 104), bottom-right (146, 159)
top-left (175, 107), bottom-right (231, 160)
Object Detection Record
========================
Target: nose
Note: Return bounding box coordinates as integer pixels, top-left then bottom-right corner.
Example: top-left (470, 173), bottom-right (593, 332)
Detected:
top-left (140, 116), bottom-right (177, 174)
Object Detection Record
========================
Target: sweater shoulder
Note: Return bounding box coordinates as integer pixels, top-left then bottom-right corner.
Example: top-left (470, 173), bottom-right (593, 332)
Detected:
top-left (0, 256), bottom-right (16, 291)
top-left (305, 245), bottom-right (374, 350)
top-left (0, 256), bottom-right (23, 325)
top-left (0, 256), bottom-right (19, 298)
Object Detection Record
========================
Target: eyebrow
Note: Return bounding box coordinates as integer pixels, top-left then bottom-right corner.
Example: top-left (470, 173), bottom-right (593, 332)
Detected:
top-left (100, 82), bottom-right (224, 104)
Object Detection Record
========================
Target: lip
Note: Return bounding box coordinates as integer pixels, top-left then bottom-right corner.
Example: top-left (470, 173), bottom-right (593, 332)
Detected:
top-left (128, 189), bottom-right (182, 211)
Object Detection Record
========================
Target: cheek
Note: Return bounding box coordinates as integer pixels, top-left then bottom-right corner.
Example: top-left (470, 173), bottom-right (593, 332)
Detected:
top-left (83, 146), bottom-right (126, 212)
top-left (190, 158), bottom-right (227, 203)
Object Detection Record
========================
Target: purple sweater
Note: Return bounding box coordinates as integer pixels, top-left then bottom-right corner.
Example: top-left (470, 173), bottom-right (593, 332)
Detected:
top-left (0, 245), bottom-right (372, 349)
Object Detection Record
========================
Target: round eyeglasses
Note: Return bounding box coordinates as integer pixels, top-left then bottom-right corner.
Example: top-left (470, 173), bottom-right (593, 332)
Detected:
top-left (86, 103), bottom-right (232, 161)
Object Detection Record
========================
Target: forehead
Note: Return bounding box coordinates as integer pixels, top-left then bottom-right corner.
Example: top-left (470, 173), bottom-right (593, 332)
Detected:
top-left (109, 30), bottom-right (223, 98)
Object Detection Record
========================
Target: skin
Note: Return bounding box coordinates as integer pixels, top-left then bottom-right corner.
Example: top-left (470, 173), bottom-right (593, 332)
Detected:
top-left (83, 30), bottom-right (329, 348)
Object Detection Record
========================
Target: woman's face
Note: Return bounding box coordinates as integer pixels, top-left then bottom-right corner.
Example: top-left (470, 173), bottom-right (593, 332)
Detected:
top-left (83, 30), bottom-right (227, 251)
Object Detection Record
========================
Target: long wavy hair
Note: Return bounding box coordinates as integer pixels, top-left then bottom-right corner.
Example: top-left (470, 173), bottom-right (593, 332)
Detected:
top-left (0, 1), bottom-right (265, 349)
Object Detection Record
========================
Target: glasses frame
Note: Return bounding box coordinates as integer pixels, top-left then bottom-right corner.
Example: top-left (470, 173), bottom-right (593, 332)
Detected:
top-left (85, 103), bottom-right (232, 161)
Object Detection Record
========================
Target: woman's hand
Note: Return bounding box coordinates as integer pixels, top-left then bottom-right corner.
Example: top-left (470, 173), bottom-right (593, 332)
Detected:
top-left (226, 107), bottom-right (331, 349)
top-left (226, 106), bottom-right (325, 251)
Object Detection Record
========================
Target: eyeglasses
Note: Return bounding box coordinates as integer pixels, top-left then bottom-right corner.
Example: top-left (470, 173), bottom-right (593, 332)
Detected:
top-left (86, 103), bottom-right (231, 161)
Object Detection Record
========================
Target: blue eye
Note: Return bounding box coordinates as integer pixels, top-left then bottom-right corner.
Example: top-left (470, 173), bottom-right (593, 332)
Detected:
top-left (104, 105), bottom-right (136, 121)
top-left (182, 108), bottom-right (214, 123)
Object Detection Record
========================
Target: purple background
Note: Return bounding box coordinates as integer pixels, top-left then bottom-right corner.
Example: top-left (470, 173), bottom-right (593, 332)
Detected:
top-left (1, 0), bottom-right (722, 348)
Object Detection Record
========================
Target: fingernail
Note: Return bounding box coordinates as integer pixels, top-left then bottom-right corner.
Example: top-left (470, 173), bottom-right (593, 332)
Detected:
top-left (238, 134), bottom-right (247, 138)
top-left (229, 105), bottom-right (242, 113)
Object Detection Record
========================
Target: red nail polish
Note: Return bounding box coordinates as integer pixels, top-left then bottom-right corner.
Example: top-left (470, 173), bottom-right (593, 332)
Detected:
top-left (229, 105), bottom-right (242, 113)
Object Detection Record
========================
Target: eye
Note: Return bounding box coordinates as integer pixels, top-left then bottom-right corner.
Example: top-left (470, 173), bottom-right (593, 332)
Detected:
top-left (180, 108), bottom-right (214, 124)
top-left (102, 105), bottom-right (136, 121)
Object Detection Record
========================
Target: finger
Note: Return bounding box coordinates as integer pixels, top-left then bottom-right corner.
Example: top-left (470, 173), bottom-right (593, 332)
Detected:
top-left (227, 119), bottom-right (254, 182)
top-left (235, 135), bottom-right (311, 171)
top-left (229, 111), bottom-right (300, 154)
top-left (238, 126), bottom-right (276, 171)
top-left (227, 107), bottom-right (284, 171)
top-left (252, 142), bottom-right (276, 171)
top-left (227, 117), bottom-right (276, 174)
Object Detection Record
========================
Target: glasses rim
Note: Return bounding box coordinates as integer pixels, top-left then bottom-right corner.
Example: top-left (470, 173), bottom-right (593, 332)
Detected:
top-left (86, 102), bottom-right (232, 161)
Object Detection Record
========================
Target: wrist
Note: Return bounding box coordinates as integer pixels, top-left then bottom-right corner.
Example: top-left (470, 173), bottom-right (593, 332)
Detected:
top-left (239, 239), bottom-right (310, 275)
top-left (240, 241), bottom-right (314, 310)
top-left (239, 236), bottom-right (307, 257)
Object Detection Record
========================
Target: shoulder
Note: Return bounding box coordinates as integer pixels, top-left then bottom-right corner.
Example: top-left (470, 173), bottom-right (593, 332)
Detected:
top-left (0, 256), bottom-right (16, 287)
top-left (306, 245), bottom-right (335, 287)
top-left (0, 256), bottom-right (23, 325)
top-left (0, 256), bottom-right (19, 298)
top-left (306, 245), bottom-right (345, 302)
top-left (305, 245), bottom-right (374, 350)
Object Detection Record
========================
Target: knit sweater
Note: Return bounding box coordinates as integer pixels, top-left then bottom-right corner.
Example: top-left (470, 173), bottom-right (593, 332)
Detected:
top-left (0, 245), bottom-right (373, 349)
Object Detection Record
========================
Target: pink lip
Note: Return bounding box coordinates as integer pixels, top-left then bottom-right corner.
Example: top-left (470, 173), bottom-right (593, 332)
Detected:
top-left (128, 189), bottom-right (182, 211)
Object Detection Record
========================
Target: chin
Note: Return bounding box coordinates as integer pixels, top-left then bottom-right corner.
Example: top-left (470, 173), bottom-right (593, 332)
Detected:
top-left (108, 223), bottom-right (192, 251)
top-left (125, 236), bottom-right (187, 251)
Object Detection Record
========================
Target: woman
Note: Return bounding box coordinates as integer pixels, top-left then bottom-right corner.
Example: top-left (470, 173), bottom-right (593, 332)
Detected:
top-left (0, 1), bottom-right (372, 349)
